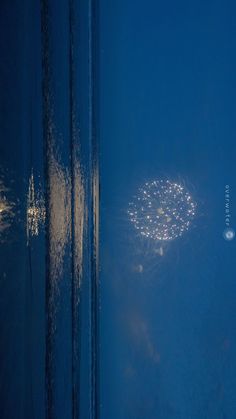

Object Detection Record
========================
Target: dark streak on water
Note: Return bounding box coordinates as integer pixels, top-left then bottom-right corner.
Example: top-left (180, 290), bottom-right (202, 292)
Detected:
top-left (68, 1), bottom-right (79, 417)
top-left (90, 1), bottom-right (100, 418)
top-left (40, 1), bottom-right (55, 418)
top-left (41, 1), bottom-right (99, 418)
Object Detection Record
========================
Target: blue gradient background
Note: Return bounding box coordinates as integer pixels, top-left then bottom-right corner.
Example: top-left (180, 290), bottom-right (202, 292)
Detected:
top-left (99, 1), bottom-right (236, 418)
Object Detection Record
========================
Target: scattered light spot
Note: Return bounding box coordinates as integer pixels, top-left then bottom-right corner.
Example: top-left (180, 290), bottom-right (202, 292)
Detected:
top-left (154, 246), bottom-right (164, 256)
top-left (0, 179), bottom-right (14, 238)
top-left (223, 228), bottom-right (235, 241)
top-left (27, 171), bottom-right (46, 243)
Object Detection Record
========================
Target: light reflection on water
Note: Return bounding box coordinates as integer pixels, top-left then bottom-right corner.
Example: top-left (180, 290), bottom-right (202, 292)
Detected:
top-left (45, 142), bottom-right (87, 333)
top-left (26, 147), bottom-right (87, 305)
top-left (48, 146), bottom-right (71, 285)
top-left (0, 177), bottom-right (15, 240)
top-left (73, 155), bottom-right (86, 298)
top-left (26, 170), bottom-right (46, 243)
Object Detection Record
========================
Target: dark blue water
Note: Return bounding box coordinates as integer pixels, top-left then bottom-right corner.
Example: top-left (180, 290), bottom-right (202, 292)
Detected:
top-left (0, 1), bottom-right (98, 419)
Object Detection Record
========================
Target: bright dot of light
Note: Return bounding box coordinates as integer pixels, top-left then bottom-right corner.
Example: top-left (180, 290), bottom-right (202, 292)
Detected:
top-left (223, 228), bottom-right (235, 241)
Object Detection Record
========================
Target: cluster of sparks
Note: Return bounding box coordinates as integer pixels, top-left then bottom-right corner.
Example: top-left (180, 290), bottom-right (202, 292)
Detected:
top-left (128, 180), bottom-right (196, 241)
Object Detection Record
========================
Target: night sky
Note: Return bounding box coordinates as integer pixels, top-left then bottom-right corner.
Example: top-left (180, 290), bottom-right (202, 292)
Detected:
top-left (99, 1), bottom-right (236, 417)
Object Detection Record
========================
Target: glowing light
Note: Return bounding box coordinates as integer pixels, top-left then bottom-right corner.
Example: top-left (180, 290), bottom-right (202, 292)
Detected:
top-left (128, 180), bottom-right (196, 241)
top-left (0, 179), bottom-right (14, 237)
top-left (27, 171), bottom-right (46, 242)
top-left (223, 228), bottom-right (235, 241)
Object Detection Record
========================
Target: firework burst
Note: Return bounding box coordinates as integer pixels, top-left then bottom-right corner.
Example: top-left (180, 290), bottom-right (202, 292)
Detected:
top-left (128, 180), bottom-right (196, 241)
